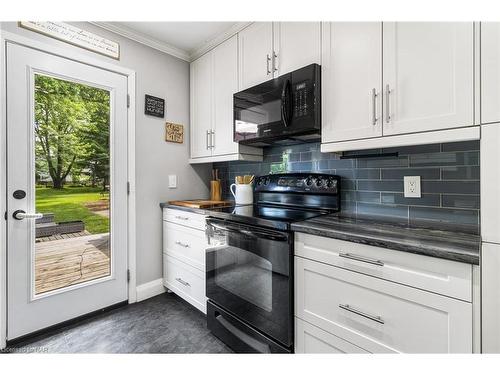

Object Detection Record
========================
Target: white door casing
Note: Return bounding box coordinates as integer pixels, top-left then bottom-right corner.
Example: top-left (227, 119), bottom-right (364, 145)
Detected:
top-left (383, 22), bottom-right (474, 135)
top-left (6, 43), bottom-right (129, 340)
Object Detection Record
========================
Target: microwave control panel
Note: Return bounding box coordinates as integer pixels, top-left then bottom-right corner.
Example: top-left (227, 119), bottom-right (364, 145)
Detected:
top-left (293, 80), bottom-right (310, 118)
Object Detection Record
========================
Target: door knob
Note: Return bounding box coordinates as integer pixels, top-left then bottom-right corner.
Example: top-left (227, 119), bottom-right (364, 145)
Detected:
top-left (12, 210), bottom-right (43, 220)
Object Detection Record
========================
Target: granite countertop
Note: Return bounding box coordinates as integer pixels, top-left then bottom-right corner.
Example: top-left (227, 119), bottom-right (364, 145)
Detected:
top-left (291, 214), bottom-right (480, 265)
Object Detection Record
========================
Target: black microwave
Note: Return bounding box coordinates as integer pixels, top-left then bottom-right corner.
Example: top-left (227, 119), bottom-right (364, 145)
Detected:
top-left (234, 64), bottom-right (321, 146)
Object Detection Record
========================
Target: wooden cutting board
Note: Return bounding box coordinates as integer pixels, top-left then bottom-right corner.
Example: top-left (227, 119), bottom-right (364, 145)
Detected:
top-left (168, 199), bottom-right (232, 209)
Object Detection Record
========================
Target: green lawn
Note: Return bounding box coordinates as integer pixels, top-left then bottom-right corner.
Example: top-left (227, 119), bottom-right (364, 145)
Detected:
top-left (35, 186), bottom-right (109, 234)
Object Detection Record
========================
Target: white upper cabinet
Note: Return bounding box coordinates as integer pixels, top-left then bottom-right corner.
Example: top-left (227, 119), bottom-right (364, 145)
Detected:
top-left (189, 35), bottom-right (262, 163)
top-left (212, 35), bottom-right (238, 157)
top-left (481, 22), bottom-right (500, 124)
top-left (322, 22), bottom-right (383, 143)
top-left (190, 51), bottom-right (212, 159)
top-left (383, 22), bottom-right (474, 135)
top-left (238, 22), bottom-right (274, 90)
top-left (273, 22), bottom-right (321, 76)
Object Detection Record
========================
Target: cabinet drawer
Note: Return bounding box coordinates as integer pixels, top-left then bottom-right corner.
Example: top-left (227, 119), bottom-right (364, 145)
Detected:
top-left (163, 255), bottom-right (207, 314)
top-left (163, 208), bottom-right (206, 231)
top-left (295, 233), bottom-right (472, 302)
top-left (295, 257), bottom-right (472, 353)
top-left (295, 318), bottom-right (368, 353)
top-left (163, 222), bottom-right (207, 271)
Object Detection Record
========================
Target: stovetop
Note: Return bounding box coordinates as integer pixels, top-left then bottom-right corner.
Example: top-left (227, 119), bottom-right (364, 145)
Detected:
top-left (206, 203), bottom-right (333, 231)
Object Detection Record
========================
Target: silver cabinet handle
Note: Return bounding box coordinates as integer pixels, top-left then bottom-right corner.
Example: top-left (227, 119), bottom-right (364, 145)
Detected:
top-left (13, 210), bottom-right (43, 220)
top-left (175, 277), bottom-right (190, 287)
top-left (175, 240), bottom-right (190, 248)
top-left (385, 84), bottom-right (391, 124)
top-left (339, 252), bottom-right (384, 266)
top-left (266, 54), bottom-right (271, 75)
top-left (211, 129), bottom-right (215, 149)
top-left (273, 52), bottom-right (278, 73)
top-left (339, 304), bottom-right (384, 325)
top-left (174, 215), bottom-right (189, 221)
top-left (206, 129), bottom-right (210, 150)
top-left (371, 88), bottom-right (378, 126)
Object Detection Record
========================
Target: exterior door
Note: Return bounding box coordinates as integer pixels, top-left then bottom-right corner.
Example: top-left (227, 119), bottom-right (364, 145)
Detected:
top-left (321, 22), bottom-right (383, 143)
top-left (383, 22), bottom-right (474, 135)
top-left (6, 43), bottom-right (128, 340)
top-left (238, 22), bottom-right (274, 90)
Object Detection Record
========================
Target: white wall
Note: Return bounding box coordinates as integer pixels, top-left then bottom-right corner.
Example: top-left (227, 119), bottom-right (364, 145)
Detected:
top-left (0, 22), bottom-right (211, 286)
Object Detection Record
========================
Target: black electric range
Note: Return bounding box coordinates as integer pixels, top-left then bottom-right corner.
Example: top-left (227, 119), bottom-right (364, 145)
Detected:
top-left (205, 173), bottom-right (341, 354)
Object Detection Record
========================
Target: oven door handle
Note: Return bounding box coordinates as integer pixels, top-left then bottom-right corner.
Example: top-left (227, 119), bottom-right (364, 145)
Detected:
top-left (206, 219), bottom-right (289, 242)
top-left (215, 313), bottom-right (271, 353)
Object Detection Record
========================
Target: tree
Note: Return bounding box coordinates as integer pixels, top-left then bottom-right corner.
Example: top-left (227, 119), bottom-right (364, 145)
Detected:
top-left (34, 75), bottom-right (110, 189)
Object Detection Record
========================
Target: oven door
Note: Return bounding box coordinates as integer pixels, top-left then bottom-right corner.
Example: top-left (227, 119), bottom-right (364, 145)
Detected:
top-left (205, 218), bottom-right (293, 347)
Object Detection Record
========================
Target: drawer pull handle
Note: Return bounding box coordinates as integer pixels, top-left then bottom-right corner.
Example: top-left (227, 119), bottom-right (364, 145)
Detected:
top-left (175, 241), bottom-right (190, 248)
top-left (339, 304), bottom-right (384, 325)
top-left (339, 252), bottom-right (384, 266)
top-left (175, 216), bottom-right (189, 220)
top-left (175, 277), bottom-right (190, 287)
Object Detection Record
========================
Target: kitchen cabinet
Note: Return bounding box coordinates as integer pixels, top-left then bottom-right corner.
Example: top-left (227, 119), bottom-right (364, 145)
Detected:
top-left (383, 22), bottom-right (474, 135)
top-left (321, 22), bottom-right (383, 143)
top-left (189, 35), bottom-right (262, 164)
top-left (273, 22), bottom-right (321, 76)
top-left (481, 22), bottom-right (500, 124)
top-left (482, 242), bottom-right (500, 353)
top-left (481, 123), bottom-right (500, 244)
top-left (238, 22), bottom-right (321, 90)
top-left (294, 234), bottom-right (474, 353)
top-left (162, 208), bottom-right (208, 313)
top-left (238, 22), bottom-right (274, 90)
top-left (321, 22), bottom-right (477, 152)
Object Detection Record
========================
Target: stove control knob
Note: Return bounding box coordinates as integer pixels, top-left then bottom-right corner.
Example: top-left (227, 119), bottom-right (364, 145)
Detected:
top-left (327, 179), bottom-right (337, 189)
top-left (315, 177), bottom-right (324, 187)
top-left (258, 177), bottom-right (264, 185)
top-left (305, 176), bottom-right (314, 187)
top-left (264, 177), bottom-right (271, 185)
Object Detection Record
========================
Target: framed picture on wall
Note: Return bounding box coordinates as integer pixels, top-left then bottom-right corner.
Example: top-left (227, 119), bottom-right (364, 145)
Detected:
top-left (144, 95), bottom-right (165, 118)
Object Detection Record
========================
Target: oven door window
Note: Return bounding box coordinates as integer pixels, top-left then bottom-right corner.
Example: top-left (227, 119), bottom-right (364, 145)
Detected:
top-left (206, 219), bottom-right (292, 346)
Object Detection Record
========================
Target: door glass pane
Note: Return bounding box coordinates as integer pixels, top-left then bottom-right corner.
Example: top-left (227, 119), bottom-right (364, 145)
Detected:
top-left (34, 74), bottom-right (111, 295)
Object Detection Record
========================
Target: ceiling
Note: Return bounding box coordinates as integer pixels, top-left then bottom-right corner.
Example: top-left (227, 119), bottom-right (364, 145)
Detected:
top-left (94, 22), bottom-right (244, 61)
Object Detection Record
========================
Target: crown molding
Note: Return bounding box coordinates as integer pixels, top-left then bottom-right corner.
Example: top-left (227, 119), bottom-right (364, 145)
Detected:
top-left (90, 21), bottom-right (254, 62)
top-left (89, 22), bottom-right (191, 62)
top-left (188, 22), bottom-right (252, 60)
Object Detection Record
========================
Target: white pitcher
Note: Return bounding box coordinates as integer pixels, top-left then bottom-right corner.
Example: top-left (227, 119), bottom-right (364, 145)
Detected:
top-left (230, 183), bottom-right (253, 205)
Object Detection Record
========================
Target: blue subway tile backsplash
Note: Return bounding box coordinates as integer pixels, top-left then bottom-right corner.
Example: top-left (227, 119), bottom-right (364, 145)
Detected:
top-left (213, 140), bottom-right (480, 234)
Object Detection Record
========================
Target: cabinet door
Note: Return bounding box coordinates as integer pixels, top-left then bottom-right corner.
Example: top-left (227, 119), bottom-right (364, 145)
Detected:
top-left (238, 22), bottom-right (273, 90)
top-left (481, 22), bottom-right (500, 124)
top-left (273, 22), bottom-right (321, 76)
top-left (482, 242), bottom-right (500, 353)
top-left (190, 52), bottom-right (213, 158)
top-left (383, 22), bottom-right (474, 135)
top-left (212, 35), bottom-right (238, 156)
top-left (322, 22), bottom-right (382, 144)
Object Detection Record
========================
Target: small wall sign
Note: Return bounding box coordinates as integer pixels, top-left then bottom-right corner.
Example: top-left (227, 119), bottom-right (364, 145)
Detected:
top-left (165, 122), bottom-right (184, 144)
top-left (19, 21), bottom-right (120, 59)
top-left (145, 95), bottom-right (165, 118)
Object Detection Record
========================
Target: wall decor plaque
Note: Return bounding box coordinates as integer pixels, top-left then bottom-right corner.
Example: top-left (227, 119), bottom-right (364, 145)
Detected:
top-left (145, 95), bottom-right (165, 118)
top-left (165, 122), bottom-right (184, 144)
top-left (19, 21), bottom-right (120, 59)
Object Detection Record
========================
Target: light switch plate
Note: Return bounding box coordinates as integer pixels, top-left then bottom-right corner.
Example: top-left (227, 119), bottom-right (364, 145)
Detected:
top-left (168, 175), bottom-right (177, 189)
top-left (404, 176), bottom-right (421, 198)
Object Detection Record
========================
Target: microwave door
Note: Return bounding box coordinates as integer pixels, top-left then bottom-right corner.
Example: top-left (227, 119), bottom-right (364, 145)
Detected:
top-left (281, 79), bottom-right (293, 128)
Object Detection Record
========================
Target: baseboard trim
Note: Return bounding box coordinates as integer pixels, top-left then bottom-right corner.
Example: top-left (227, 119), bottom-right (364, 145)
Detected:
top-left (136, 278), bottom-right (165, 302)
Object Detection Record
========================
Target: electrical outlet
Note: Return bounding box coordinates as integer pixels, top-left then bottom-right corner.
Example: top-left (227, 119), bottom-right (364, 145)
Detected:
top-left (168, 175), bottom-right (177, 189)
top-left (404, 176), bottom-right (421, 198)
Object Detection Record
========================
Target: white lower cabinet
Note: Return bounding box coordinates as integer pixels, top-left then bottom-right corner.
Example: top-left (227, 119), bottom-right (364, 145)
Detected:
top-left (162, 208), bottom-right (208, 313)
top-left (481, 242), bottom-right (500, 353)
top-left (294, 234), bottom-right (474, 353)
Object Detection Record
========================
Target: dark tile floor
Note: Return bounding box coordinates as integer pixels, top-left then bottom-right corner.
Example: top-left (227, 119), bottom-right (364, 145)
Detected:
top-left (9, 292), bottom-right (232, 353)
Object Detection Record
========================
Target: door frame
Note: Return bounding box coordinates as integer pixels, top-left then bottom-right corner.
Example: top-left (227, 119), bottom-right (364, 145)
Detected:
top-left (0, 29), bottom-right (137, 349)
